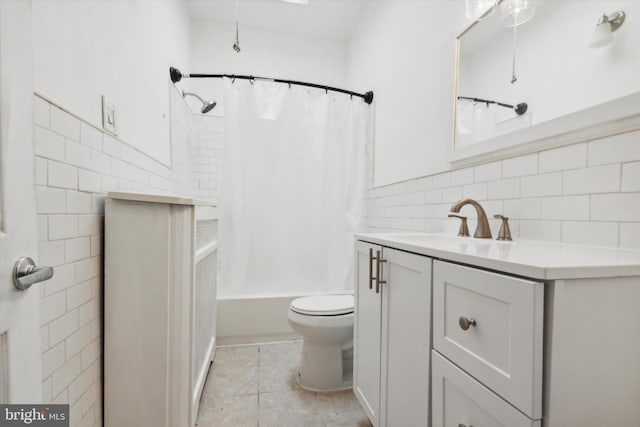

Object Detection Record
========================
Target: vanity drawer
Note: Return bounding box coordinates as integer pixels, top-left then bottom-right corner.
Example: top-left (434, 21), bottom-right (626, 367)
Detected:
top-left (433, 260), bottom-right (543, 419)
top-left (432, 351), bottom-right (540, 427)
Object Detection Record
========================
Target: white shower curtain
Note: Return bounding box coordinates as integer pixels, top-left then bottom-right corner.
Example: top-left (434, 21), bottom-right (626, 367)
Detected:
top-left (219, 79), bottom-right (368, 297)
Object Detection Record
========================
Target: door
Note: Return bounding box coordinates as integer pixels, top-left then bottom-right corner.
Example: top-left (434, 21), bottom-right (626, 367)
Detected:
top-left (353, 241), bottom-right (381, 426)
top-left (0, 0), bottom-right (42, 402)
top-left (379, 247), bottom-right (431, 427)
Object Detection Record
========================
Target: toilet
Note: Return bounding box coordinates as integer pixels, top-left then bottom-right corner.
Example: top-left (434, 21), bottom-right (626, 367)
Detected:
top-left (287, 294), bottom-right (354, 392)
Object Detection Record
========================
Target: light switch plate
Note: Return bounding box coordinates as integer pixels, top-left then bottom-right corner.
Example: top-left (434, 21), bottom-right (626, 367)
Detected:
top-left (101, 95), bottom-right (118, 136)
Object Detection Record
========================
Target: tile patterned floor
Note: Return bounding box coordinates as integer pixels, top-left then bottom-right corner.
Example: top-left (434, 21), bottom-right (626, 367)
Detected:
top-left (196, 340), bottom-right (373, 427)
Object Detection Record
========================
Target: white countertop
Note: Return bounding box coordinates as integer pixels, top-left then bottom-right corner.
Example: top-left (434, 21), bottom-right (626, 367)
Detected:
top-left (108, 191), bottom-right (216, 207)
top-left (355, 232), bottom-right (640, 280)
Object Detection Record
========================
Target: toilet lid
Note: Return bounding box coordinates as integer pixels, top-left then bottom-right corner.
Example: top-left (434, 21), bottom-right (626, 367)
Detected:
top-left (290, 295), bottom-right (354, 316)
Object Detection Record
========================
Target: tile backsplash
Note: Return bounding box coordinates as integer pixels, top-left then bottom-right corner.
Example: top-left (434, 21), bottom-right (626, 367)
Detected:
top-left (33, 85), bottom-right (639, 427)
top-left (364, 129), bottom-right (640, 249)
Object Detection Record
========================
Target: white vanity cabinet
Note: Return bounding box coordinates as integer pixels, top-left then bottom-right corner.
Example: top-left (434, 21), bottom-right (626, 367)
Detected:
top-left (354, 241), bottom-right (431, 427)
top-left (355, 233), bottom-right (640, 427)
top-left (104, 192), bottom-right (218, 427)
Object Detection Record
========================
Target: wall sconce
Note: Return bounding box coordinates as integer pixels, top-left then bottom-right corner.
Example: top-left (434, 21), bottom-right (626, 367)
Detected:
top-left (589, 11), bottom-right (626, 48)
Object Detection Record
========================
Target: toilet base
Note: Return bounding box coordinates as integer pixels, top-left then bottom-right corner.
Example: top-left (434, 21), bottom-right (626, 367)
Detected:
top-left (296, 373), bottom-right (352, 393)
top-left (296, 341), bottom-right (353, 392)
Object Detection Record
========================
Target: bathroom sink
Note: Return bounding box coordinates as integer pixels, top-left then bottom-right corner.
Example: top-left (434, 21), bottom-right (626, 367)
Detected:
top-left (380, 233), bottom-right (493, 247)
top-left (379, 233), bottom-right (455, 243)
top-left (356, 232), bottom-right (510, 263)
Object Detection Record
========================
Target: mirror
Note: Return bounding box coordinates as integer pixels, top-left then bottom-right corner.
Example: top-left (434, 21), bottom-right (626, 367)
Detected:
top-left (453, 0), bottom-right (640, 161)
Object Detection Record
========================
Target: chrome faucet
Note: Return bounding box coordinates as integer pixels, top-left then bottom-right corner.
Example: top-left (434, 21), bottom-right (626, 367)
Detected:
top-left (450, 199), bottom-right (492, 239)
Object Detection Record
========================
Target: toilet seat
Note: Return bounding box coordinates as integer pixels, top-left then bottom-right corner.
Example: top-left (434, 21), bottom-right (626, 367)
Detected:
top-left (290, 295), bottom-right (354, 316)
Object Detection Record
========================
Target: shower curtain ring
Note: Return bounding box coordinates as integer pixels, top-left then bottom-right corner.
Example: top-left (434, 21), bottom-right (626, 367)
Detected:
top-left (231, 75), bottom-right (236, 83)
top-left (324, 87), bottom-right (328, 94)
top-left (288, 82), bottom-right (291, 89)
top-left (250, 76), bottom-right (255, 85)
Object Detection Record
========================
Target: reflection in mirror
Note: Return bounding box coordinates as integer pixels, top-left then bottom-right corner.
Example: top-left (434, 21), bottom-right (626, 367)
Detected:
top-left (455, 0), bottom-right (640, 150)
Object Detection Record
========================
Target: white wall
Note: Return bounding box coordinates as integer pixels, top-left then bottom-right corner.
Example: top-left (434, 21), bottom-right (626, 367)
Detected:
top-left (32, 0), bottom-right (191, 165)
top-left (348, 0), bottom-right (467, 187)
top-left (187, 19), bottom-right (349, 116)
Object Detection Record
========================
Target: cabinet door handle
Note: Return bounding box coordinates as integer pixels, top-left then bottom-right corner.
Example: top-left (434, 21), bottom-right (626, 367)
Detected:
top-left (458, 424), bottom-right (474, 427)
top-left (375, 250), bottom-right (387, 294)
top-left (369, 248), bottom-right (377, 290)
top-left (459, 316), bottom-right (477, 331)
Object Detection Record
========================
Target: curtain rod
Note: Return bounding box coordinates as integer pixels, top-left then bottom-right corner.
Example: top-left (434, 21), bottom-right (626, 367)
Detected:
top-left (170, 67), bottom-right (374, 105)
top-left (458, 96), bottom-right (528, 115)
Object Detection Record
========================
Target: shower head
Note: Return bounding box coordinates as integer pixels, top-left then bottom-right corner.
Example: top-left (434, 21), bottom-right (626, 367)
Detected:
top-left (201, 100), bottom-right (217, 114)
top-left (182, 90), bottom-right (217, 114)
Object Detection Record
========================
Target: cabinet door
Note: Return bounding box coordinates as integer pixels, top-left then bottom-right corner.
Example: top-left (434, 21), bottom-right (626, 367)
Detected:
top-left (380, 247), bottom-right (432, 427)
top-left (354, 241), bottom-right (382, 426)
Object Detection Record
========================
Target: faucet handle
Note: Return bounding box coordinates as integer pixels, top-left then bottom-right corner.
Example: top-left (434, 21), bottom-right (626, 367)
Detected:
top-left (494, 214), bottom-right (512, 241)
top-left (448, 214), bottom-right (470, 237)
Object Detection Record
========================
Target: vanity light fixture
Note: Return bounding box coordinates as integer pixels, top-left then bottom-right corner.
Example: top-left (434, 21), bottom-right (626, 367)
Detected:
top-left (499, 0), bottom-right (536, 84)
top-left (465, 0), bottom-right (497, 21)
top-left (589, 11), bottom-right (626, 48)
top-left (500, 0), bottom-right (536, 27)
top-left (232, 0), bottom-right (241, 53)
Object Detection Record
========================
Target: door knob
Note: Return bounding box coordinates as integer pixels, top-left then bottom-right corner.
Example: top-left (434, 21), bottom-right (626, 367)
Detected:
top-left (13, 256), bottom-right (54, 290)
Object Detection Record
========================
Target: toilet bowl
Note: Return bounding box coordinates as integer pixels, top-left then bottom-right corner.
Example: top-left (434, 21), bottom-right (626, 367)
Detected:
top-left (287, 294), bottom-right (354, 392)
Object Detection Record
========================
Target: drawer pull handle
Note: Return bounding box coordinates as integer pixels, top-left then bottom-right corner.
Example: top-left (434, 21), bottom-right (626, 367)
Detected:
top-left (458, 424), bottom-right (474, 427)
top-left (368, 248), bottom-right (376, 290)
top-left (375, 250), bottom-right (387, 294)
top-left (459, 316), bottom-right (477, 331)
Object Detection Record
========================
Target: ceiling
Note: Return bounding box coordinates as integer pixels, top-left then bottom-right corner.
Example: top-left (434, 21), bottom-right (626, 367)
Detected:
top-left (186, 0), bottom-right (372, 42)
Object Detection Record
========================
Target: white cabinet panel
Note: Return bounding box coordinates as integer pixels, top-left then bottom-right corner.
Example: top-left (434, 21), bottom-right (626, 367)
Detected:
top-left (354, 242), bottom-right (431, 427)
top-left (432, 351), bottom-right (539, 427)
top-left (105, 194), bottom-right (218, 427)
top-left (380, 247), bottom-right (431, 427)
top-left (433, 260), bottom-right (543, 419)
top-left (354, 241), bottom-right (382, 425)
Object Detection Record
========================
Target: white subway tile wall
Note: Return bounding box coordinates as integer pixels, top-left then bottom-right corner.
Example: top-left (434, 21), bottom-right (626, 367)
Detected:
top-left (364, 128), bottom-right (640, 249)
top-left (34, 88), bottom-right (639, 427)
top-left (34, 90), bottom-right (221, 427)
